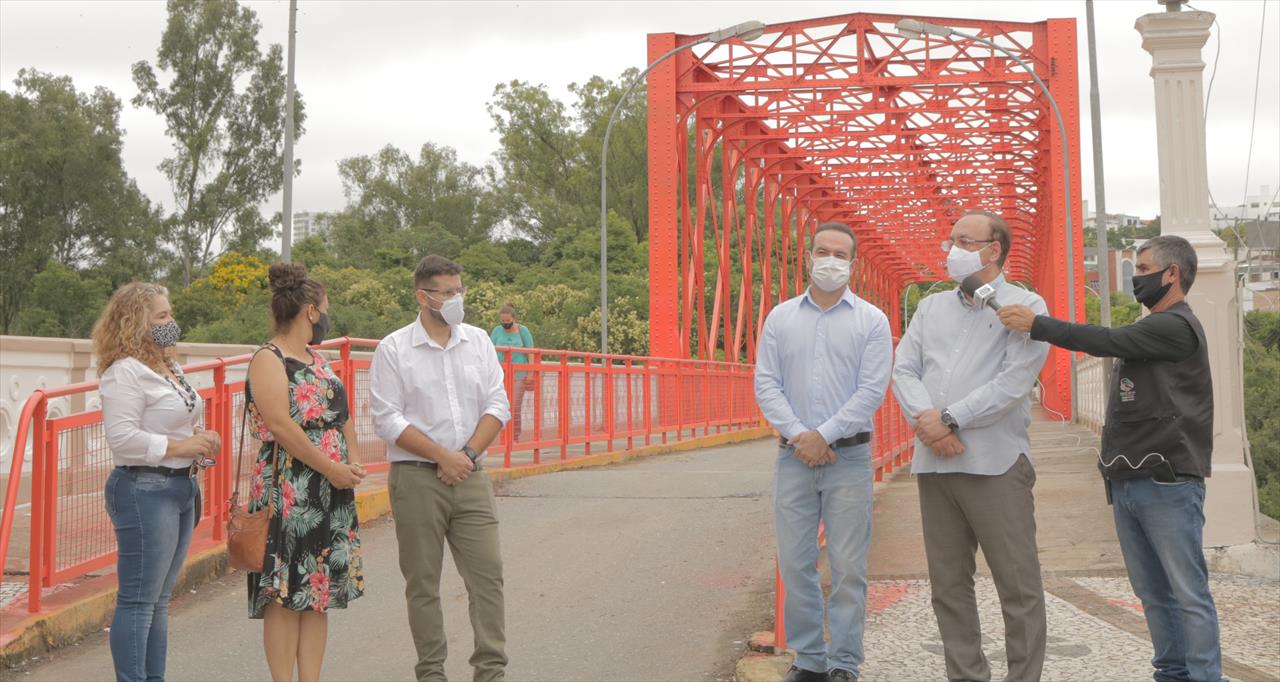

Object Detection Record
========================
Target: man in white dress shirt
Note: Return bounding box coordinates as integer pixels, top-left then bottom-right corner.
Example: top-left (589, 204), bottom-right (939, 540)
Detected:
top-left (754, 222), bottom-right (893, 682)
top-left (369, 255), bottom-right (511, 682)
top-left (892, 211), bottom-right (1051, 682)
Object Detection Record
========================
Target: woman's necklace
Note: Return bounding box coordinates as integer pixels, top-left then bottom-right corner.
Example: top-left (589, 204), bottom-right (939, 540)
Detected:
top-left (162, 361), bottom-right (198, 412)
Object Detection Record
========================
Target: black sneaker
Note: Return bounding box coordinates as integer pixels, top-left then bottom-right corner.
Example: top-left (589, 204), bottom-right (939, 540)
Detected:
top-left (828, 669), bottom-right (857, 682)
top-left (781, 666), bottom-right (829, 682)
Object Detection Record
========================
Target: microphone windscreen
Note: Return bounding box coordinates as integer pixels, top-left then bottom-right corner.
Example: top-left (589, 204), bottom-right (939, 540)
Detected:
top-left (959, 273), bottom-right (985, 298)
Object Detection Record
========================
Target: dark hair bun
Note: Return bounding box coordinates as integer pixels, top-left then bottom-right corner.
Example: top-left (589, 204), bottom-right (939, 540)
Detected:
top-left (268, 262), bottom-right (309, 293)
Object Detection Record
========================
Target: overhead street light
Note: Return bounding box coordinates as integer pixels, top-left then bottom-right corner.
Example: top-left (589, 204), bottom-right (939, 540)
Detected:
top-left (598, 20), bottom-right (766, 355)
top-left (894, 17), bottom-right (1081, 418)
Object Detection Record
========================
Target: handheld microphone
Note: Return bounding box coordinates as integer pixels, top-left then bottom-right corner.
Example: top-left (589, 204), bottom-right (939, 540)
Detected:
top-left (960, 273), bottom-right (1000, 312)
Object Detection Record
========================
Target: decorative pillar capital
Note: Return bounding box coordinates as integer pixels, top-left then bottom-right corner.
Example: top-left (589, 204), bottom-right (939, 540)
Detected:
top-left (1136, 10), bottom-right (1214, 76)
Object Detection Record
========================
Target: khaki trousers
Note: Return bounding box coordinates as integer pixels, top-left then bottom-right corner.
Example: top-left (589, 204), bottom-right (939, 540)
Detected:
top-left (389, 463), bottom-right (506, 682)
top-left (917, 454), bottom-right (1046, 682)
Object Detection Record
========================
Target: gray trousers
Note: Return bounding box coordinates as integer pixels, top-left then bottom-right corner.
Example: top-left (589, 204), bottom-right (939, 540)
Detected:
top-left (917, 454), bottom-right (1046, 682)
top-left (390, 463), bottom-right (506, 682)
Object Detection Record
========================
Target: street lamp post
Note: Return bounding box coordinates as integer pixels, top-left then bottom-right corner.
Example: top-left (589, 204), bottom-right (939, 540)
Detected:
top-left (598, 20), bottom-right (766, 355)
top-left (281, 0), bottom-right (298, 263)
top-left (896, 18), bottom-right (1080, 418)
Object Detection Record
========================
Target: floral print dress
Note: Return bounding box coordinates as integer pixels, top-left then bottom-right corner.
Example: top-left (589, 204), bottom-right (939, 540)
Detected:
top-left (245, 345), bottom-right (365, 618)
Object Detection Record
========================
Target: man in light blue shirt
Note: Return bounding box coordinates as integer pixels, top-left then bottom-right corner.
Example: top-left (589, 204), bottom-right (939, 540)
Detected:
top-left (892, 211), bottom-right (1051, 682)
top-left (755, 222), bottom-right (893, 682)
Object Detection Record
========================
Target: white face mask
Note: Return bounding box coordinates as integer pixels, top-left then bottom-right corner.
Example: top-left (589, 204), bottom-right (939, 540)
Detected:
top-left (946, 244), bottom-right (991, 282)
top-left (439, 295), bottom-right (465, 326)
top-left (810, 256), bottom-right (852, 292)
top-left (427, 292), bottom-right (466, 326)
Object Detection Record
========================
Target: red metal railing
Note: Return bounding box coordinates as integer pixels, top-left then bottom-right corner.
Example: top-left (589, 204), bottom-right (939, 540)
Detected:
top-left (1, 337), bottom-right (761, 614)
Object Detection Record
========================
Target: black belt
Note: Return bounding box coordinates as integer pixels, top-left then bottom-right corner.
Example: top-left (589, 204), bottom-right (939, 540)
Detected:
top-left (779, 432), bottom-right (870, 448)
top-left (118, 464), bottom-right (197, 478)
top-left (392, 459), bottom-right (438, 469)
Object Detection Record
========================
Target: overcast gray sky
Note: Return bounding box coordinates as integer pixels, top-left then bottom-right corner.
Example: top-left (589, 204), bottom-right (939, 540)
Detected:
top-left (2, 0), bottom-right (1277, 239)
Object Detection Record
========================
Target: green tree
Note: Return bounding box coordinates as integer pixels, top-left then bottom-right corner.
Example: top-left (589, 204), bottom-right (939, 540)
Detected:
top-left (310, 265), bottom-right (415, 340)
top-left (570, 302), bottom-right (649, 356)
top-left (1243, 312), bottom-right (1280, 519)
top-left (457, 241), bottom-right (516, 285)
top-left (486, 70), bottom-right (649, 245)
top-left (329, 143), bottom-right (495, 268)
top-left (172, 251), bottom-right (271, 342)
top-left (10, 262), bottom-right (109, 338)
top-left (1134, 216), bottom-right (1161, 240)
top-left (0, 69), bottom-right (161, 331)
top-left (1086, 290), bottom-right (1142, 326)
top-left (488, 80), bottom-right (589, 243)
top-left (1083, 228), bottom-right (1134, 250)
top-left (292, 235), bottom-right (336, 270)
top-left (571, 69), bottom-right (648, 241)
top-left (132, 0), bottom-right (305, 285)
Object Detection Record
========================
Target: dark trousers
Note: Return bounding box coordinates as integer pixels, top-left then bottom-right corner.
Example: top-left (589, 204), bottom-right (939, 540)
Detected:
top-left (917, 455), bottom-right (1046, 681)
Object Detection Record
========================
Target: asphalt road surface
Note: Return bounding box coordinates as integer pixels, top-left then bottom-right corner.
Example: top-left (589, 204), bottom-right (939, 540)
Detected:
top-left (8, 439), bottom-right (779, 682)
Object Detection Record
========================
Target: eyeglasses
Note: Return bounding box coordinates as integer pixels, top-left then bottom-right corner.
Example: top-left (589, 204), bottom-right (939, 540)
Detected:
top-left (418, 287), bottom-right (467, 299)
top-left (940, 237), bottom-right (995, 252)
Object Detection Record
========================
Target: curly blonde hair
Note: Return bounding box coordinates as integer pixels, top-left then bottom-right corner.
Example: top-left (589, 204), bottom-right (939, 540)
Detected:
top-left (92, 282), bottom-right (173, 376)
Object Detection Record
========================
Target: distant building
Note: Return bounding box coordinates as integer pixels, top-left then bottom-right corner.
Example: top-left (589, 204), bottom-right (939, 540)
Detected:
top-left (1235, 220), bottom-right (1280, 313)
top-left (1082, 200), bottom-right (1144, 233)
top-left (292, 211), bottom-right (333, 241)
top-left (1084, 244), bottom-right (1140, 297)
top-left (1209, 184), bottom-right (1280, 231)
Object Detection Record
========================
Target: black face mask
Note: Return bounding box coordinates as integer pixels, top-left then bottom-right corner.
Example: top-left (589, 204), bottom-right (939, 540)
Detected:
top-left (309, 312), bottom-right (330, 346)
top-left (501, 322), bottom-right (514, 330)
top-left (1132, 267), bottom-right (1172, 309)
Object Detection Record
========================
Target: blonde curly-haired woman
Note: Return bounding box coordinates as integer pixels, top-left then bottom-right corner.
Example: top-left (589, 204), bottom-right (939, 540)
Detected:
top-left (93, 282), bottom-right (220, 682)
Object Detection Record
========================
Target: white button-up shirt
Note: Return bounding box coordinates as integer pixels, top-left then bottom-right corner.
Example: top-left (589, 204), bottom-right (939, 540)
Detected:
top-left (369, 317), bottom-right (511, 463)
top-left (892, 276), bottom-right (1050, 476)
top-left (754, 287), bottom-right (894, 443)
top-left (100, 356), bottom-right (203, 468)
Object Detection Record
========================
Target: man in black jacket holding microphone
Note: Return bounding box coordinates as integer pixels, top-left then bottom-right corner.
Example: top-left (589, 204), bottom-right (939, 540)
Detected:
top-left (997, 234), bottom-right (1224, 682)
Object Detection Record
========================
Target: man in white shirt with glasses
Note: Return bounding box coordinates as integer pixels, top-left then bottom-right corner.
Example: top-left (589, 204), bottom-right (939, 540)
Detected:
top-left (369, 254), bottom-right (511, 682)
top-left (892, 210), bottom-right (1050, 682)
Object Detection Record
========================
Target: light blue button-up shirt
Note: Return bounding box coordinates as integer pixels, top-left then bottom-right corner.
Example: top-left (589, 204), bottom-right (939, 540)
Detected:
top-left (892, 276), bottom-right (1050, 475)
top-left (754, 288), bottom-right (893, 444)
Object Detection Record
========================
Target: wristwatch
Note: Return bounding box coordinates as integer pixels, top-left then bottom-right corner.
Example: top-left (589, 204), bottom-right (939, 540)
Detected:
top-left (462, 445), bottom-right (482, 471)
top-left (940, 409), bottom-right (960, 432)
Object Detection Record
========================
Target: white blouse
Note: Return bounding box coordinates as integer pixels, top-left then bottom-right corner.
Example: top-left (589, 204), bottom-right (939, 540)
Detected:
top-left (100, 356), bottom-right (203, 468)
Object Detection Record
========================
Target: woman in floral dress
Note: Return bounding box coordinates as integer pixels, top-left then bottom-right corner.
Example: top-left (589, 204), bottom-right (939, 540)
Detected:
top-left (245, 263), bottom-right (367, 682)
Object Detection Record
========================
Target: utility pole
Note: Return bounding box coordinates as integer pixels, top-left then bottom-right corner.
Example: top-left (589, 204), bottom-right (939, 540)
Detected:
top-left (1086, 0), bottom-right (1113, 395)
top-left (281, 0), bottom-right (298, 263)
top-left (1086, 0), bottom-right (1112, 328)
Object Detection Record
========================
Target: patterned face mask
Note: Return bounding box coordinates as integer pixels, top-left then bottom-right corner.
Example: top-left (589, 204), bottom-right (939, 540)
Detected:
top-left (151, 320), bottom-right (181, 348)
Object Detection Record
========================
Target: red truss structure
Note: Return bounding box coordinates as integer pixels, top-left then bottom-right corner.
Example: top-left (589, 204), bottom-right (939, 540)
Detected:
top-left (646, 11), bottom-right (1084, 417)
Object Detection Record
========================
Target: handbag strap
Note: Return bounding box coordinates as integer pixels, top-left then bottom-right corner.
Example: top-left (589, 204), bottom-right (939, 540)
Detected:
top-left (231, 345), bottom-right (284, 505)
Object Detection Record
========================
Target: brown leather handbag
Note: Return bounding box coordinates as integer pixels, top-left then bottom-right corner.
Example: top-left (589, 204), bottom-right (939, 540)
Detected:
top-left (226, 349), bottom-right (281, 573)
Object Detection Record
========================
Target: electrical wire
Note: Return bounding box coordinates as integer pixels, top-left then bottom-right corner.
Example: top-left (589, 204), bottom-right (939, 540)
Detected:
top-left (1238, 0), bottom-right (1268, 223)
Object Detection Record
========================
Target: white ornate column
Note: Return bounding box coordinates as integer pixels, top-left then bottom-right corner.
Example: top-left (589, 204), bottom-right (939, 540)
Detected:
top-left (1137, 7), bottom-right (1256, 547)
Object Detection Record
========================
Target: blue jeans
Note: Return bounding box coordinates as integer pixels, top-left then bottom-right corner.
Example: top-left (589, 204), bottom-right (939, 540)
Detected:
top-left (1110, 477), bottom-right (1224, 682)
top-left (774, 443), bottom-right (874, 675)
top-left (104, 468), bottom-right (196, 682)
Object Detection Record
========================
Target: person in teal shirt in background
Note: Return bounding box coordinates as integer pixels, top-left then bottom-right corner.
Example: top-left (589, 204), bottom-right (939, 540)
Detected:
top-left (490, 304), bottom-right (535, 439)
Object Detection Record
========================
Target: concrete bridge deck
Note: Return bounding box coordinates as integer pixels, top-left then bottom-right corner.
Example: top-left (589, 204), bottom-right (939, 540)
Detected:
top-left (5, 420), bottom-right (1278, 682)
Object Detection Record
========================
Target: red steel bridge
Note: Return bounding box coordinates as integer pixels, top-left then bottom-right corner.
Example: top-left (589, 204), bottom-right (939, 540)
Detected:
top-left (644, 11), bottom-right (1084, 418)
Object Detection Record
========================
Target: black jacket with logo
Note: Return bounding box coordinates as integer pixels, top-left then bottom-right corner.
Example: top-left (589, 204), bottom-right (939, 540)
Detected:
top-left (1030, 301), bottom-right (1213, 478)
